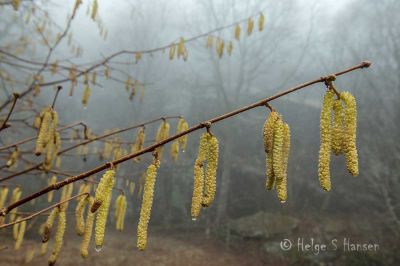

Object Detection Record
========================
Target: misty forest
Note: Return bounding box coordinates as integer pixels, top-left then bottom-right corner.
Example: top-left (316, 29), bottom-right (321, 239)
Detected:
top-left (0, 0), bottom-right (399, 265)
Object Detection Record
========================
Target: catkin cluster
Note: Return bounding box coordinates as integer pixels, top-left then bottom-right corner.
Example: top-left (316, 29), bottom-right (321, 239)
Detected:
top-left (137, 161), bottom-right (159, 250)
top-left (191, 132), bottom-right (219, 219)
top-left (93, 169), bottom-right (116, 249)
top-left (318, 90), bottom-right (359, 191)
top-left (262, 111), bottom-right (291, 202)
top-left (170, 117), bottom-right (189, 161)
top-left (35, 107), bottom-right (61, 170)
top-left (114, 194), bottom-right (127, 231)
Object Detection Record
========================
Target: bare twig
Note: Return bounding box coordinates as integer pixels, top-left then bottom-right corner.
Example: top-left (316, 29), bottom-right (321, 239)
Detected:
top-left (0, 93), bottom-right (19, 131)
top-left (0, 193), bottom-right (88, 229)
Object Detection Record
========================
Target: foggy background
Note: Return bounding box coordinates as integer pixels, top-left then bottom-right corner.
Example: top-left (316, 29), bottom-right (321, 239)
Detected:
top-left (0, 0), bottom-right (399, 265)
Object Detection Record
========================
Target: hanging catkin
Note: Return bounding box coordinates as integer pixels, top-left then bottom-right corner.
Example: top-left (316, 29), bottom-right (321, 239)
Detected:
top-left (82, 85), bottom-right (91, 107)
top-left (277, 123), bottom-right (290, 203)
top-left (75, 196), bottom-right (87, 235)
top-left (155, 120), bottom-right (170, 159)
top-left (91, 0), bottom-right (98, 20)
top-left (42, 208), bottom-right (59, 243)
top-left (263, 111), bottom-right (279, 190)
top-left (191, 161), bottom-right (204, 220)
top-left (35, 108), bottom-right (51, 155)
top-left (332, 99), bottom-right (344, 155)
top-left (132, 126), bottom-right (145, 162)
top-left (272, 117), bottom-right (284, 194)
top-left (137, 161), bottom-right (159, 250)
top-left (0, 186), bottom-right (9, 209)
top-left (93, 169), bottom-right (115, 250)
top-left (6, 147), bottom-right (19, 168)
top-left (80, 197), bottom-right (95, 258)
top-left (9, 187), bottom-right (21, 222)
top-left (48, 210), bottom-right (66, 266)
top-left (258, 13), bottom-right (265, 31)
top-left (115, 194), bottom-right (127, 231)
top-left (202, 134), bottom-right (219, 207)
top-left (247, 18), bottom-right (254, 35)
top-left (234, 24), bottom-right (241, 40)
top-left (14, 220), bottom-right (26, 250)
top-left (340, 91), bottom-right (359, 176)
top-left (318, 90), bottom-right (335, 191)
top-left (206, 35), bottom-right (213, 48)
top-left (169, 43), bottom-right (176, 60)
top-left (47, 176), bottom-right (57, 202)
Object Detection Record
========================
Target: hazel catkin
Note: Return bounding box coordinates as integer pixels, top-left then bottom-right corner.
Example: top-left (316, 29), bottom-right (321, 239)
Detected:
top-left (14, 220), bottom-right (26, 250)
top-left (48, 210), bottom-right (66, 266)
top-left (202, 135), bottom-right (219, 208)
top-left (341, 91), bottom-right (359, 176)
top-left (332, 99), bottom-right (345, 155)
top-left (318, 90), bottom-right (335, 191)
top-left (94, 170), bottom-right (116, 249)
top-left (277, 123), bottom-right (290, 203)
top-left (80, 197), bottom-right (95, 258)
top-left (75, 196), bottom-right (87, 236)
top-left (191, 161), bottom-right (204, 219)
top-left (137, 162), bottom-right (159, 250)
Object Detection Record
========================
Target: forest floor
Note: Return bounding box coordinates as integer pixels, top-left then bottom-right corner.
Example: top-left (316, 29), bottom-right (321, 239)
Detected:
top-left (0, 228), bottom-right (282, 266)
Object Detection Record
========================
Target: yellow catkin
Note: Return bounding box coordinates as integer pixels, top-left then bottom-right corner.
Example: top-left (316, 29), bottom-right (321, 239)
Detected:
top-left (42, 207), bottom-right (59, 243)
top-left (11, 0), bottom-right (20, 11)
top-left (0, 186), bottom-right (9, 209)
top-left (129, 181), bottom-right (135, 196)
top-left (137, 162), bottom-right (159, 250)
top-left (132, 126), bottom-right (145, 162)
top-left (170, 141), bottom-right (179, 161)
top-left (35, 110), bottom-right (51, 155)
top-left (169, 43), bottom-right (176, 60)
top-left (9, 187), bottom-right (21, 222)
top-left (247, 18), bottom-right (254, 35)
top-left (135, 52), bottom-right (142, 63)
top-left (318, 90), bottom-right (335, 191)
top-left (206, 35), bottom-right (213, 48)
top-left (75, 196), bottom-right (87, 235)
top-left (48, 210), bottom-right (66, 266)
top-left (92, 169), bottom-right (115, 212)
top-left (91, 0), bottom-right (98, 20)
top-left (82, 85), bottom-right (91, 107)
top-left (191, 161), bottom-right (204, 220)
top-left (272, 117), bottom-right (284, 190)
top-left (40, 242), bottom-right (48, 256)
top-left (115, 195), bottom-right (126, 231)
top-left (25, 247), bottom-right (36, 263)
top-left (264, 111), bottom-right (280, 190)
top-left (216, 39), bottom-right (224, 58)
top-left (155, 120), bottom-right (170, 158)
top-left (277, 123), bottom-right (290, 203)
top-left (263, 111), bottom-right (279, 154)
top-left (332, 99), bottom-right (344, 155)
top-left (47, 176), bottom-right (57, 202)
top-left (341, 91), bottom-right (359, 176)
top-left (202, 135), bottom-right (219, 207)
top-left (13, 218), bottom-right (20, 240)
top-left (178, 121), bottom-right (189, 152)
top-left (258, 12), bottom-right (265, 31)
top-left (6, 147), bottom-right (19, 168)
top-left (227, 41), bottom-right (233, 56)
top-left (80, 197), bottom-right (95, 258)
top-left (94, 169), bottom-right (115, 249)
top-left (14, 220), bottom-right (26, 250)
top-left (234, 24), bottom-right (241, 40)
